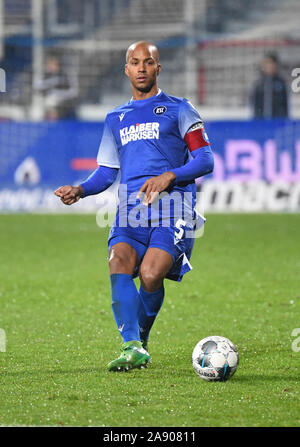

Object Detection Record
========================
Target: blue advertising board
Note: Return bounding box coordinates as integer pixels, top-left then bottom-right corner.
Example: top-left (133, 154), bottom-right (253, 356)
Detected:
top-left (0, 119), bottom-right (299, 212)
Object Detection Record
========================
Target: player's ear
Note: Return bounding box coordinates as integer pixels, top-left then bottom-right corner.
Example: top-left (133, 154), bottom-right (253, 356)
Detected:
top-left (157, 63), bottom-right (162, 76)
top-left (125, 64), bottom-right (129, 78)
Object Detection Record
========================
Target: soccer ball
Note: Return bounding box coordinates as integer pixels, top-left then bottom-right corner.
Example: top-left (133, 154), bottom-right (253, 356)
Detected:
top-left (192, 335), bottom-right (239, 381)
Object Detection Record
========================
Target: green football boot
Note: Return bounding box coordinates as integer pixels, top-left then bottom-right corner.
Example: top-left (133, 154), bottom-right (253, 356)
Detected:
top-left (107, 340), bottom-right (151, 372)
top-left (141, 339), bottom-right (149, 352)
top-left (141, 339), bottom-right (152, 363)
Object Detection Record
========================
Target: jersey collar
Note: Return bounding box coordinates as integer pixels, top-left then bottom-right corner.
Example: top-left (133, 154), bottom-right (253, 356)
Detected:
top-left (129, 89), bottom-right (162, 104)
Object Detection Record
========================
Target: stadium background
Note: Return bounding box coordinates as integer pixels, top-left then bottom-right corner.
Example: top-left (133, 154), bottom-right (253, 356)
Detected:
top-left (0, 0), bottom-right (300, 213)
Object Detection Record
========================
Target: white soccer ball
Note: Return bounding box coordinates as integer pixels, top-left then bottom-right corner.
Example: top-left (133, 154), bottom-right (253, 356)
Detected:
top-left (192, 335), bottom-right (239, 381)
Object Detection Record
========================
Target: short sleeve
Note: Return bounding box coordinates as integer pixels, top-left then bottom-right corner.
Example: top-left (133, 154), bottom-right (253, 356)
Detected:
top-left (97, 116), bottom-right (120, 168)
top-left (178, 99), bottom-right (203, 139)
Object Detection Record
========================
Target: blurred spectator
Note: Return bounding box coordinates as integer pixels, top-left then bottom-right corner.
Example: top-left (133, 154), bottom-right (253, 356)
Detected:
top-left (251, 52), bottom-right (288, 119)
top-left (34, 55), bottom-right (78, 120)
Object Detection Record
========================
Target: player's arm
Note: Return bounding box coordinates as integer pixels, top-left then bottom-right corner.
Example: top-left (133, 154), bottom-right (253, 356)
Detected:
top-left (138, 102), bottom-right (213, 204)
top-left (137, 171), bottom-right (176, 205)
top-left (54, 184), bottom-right (82, 205)
top-left (138, 122), bottom-right (213, 205)
top-left (170, 121), bottom-right (214, 183)
top-left (55, 115), bottom-right (120, 206)
top-left (54, 165), bottom-right (118, 206)
top-left (169, 100), bottom-right (214, 184)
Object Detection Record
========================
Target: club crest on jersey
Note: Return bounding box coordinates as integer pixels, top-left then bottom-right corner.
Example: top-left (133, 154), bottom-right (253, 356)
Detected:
top-left (153, 105), bottom-right (167, 115)
top-left (120, 122), bottom-right (159, 146)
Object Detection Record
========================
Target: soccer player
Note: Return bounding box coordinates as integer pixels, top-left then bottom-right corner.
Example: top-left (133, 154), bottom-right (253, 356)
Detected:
top-left (55, 41), bottom-right (214, 372)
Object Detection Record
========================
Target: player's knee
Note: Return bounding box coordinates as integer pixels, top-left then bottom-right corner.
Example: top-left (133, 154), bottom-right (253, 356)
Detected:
top-left (109, 244), bottom-right (138, 274)
top-left (139, 265), bottom-right (164, 292)
top-left (109, 252), bottom-right (130, 274)
top-left (109, 253), bottom-right (124, 273)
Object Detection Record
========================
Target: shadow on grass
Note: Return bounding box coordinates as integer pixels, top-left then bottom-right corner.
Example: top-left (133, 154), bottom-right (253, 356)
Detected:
top-left (4, 368), bottom-right (299, 384)
top-left (232, 374), bottom-right (299, 383)
top-left (3, 367), bottom-right (102, 377)
top-left (3, 366), bottom-right (155, 378)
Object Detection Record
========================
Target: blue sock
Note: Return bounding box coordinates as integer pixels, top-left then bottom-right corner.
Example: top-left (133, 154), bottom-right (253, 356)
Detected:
top-left (110, 273), bottom-right (140, 343)
top-left (138, 285), bottom-right (165, 342)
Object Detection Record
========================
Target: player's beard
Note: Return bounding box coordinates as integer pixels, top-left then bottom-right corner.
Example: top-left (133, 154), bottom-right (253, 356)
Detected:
top-left (134, 78), bottom-right (156, 93)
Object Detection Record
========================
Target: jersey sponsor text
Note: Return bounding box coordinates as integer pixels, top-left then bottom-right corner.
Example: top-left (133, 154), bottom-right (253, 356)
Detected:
top-left (120, 122), bottom-right (159, 145)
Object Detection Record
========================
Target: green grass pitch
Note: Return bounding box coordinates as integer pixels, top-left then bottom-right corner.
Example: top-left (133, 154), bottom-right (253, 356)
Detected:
top-left (0, 213), bottom-right (299, 427)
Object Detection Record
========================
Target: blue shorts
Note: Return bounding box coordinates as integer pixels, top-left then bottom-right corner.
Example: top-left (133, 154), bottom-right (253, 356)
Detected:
top-left (108, 222), bottom-right (196, 282)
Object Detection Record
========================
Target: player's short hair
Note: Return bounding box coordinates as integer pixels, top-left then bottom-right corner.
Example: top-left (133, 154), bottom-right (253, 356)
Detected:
top-left (125, 41), bottom-right (159, 63)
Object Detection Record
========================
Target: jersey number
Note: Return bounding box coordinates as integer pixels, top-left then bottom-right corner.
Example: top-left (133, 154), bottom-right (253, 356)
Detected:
top-left (175, 219), bottom-right (186, 240)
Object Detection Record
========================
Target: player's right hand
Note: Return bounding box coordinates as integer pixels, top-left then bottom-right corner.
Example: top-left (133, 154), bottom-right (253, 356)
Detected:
top-left (54, 185), bottom-right (83, 205)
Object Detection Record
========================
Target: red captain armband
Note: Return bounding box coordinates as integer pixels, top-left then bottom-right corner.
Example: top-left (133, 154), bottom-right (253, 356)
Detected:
top-left (184, 122), bottom-right (210, 152)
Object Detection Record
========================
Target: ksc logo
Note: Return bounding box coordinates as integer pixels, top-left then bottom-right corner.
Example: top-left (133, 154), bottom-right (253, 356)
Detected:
top-left (154, 105), bottom-right (167, 115)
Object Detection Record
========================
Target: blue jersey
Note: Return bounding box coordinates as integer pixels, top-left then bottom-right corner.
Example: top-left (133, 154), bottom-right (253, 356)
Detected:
top-left (97, 90), bottom-right (204, 228)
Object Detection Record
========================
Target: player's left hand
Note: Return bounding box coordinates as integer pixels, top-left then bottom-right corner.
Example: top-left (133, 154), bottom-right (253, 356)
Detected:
top-left (54, 185), bottom-right (83, 205)
top-left (137, 171), bottom-right (176, 205)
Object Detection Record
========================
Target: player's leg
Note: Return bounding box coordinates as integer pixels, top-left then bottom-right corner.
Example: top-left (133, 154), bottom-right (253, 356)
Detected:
top-left (108, 241), bottom-right (151, 371)
top-left (137, 222), bottom-right (196, 347)
top-left (138, 247), bottom-right (173, 349)
top-left (109, 242), bottom-right (140, 342)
